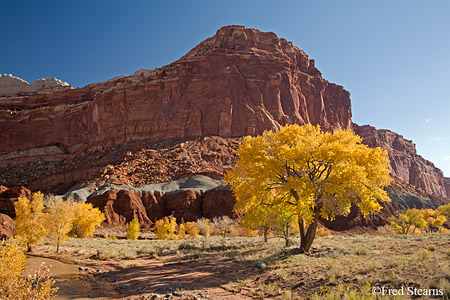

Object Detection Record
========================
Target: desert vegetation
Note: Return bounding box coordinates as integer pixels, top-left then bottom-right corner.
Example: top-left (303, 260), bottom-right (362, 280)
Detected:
top-left (1, 124), bottom-right (449, 299)
top-left (390, 205), bottom-right (449, 234)
top-left (14, 192), bottom-right (105, 252)
top-left (225, 124), bottom-right (392, 252)
top-left (0, 240), bottom-right (57, 300)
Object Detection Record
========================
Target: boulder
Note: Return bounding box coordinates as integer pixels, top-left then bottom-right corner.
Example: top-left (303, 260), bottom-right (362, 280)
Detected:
top-left (0, 213), bottom-right (14, 240)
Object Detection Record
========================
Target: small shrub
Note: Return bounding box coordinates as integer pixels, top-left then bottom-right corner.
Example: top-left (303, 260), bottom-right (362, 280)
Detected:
top-left (416, 249), bottom-right (432, 261)
top-left (178, 223), bottom-right (186, 239)
top-left (126, 218), bottom-right (140, 240)
top-left (438, 278), bottom-right (450, 299)
top-left (212, 216), bottom-right (233, 237)
top-left (185, 222), bottom-right (200, 238)
top-left (0, 240), bottom-right (58, 299)
top-left (154, 216), bottom-right (177, 240)
top-left (354, 247), bottom-right (369, 256)
top-left (316, 227), bottom-right (332, 237)
top-left (428, 245), bottom-right (436, 252)
top-left (197, 218), bottom-right (214, 238)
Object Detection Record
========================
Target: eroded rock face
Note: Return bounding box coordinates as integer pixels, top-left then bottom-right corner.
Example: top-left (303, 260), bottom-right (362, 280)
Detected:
top-left (86, 186), bottom-right (234, 227)
top-left (354, 124), bottom-right (447, 198)
top-left (0, 213), bottom-right (15, 240)
top-left (0, 25), bottom-right (351, 192)
top-left (0, 74), bottom-right (72, 97)
top-left (445, 178), bottom-right (450, 198)
top-left (0, 185), bottom-right (32, 218)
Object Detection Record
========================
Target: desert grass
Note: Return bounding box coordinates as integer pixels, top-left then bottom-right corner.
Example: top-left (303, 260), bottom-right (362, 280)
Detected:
top-left (33, 231), bottom-right (450, 298)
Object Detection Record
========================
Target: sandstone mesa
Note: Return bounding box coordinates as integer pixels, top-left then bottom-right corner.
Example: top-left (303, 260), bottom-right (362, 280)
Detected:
top-left (0, 25), bottom-right (448, 231)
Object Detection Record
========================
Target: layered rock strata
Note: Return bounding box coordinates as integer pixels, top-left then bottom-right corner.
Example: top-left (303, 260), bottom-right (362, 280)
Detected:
top-left (354, 124), bottom-right (447, 198)
top-left (0, 25), bottom-right (351, 192)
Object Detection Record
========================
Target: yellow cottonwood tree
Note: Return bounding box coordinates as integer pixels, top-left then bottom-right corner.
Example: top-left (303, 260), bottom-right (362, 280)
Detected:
top-left (185, 222), bottom-right (200, 238)
top-left (14, 192), bottom-right (48, 252)
top-left (225, 124), bottom-right (392, 252)
top-left (126, 218), bottom-right (140, 240)
top-left (45, 195), bottom-right (76, 252)
top-left (70, 202), bottom-right (105, 238)
top-left (154, 216), bottom-right (177, 240)
top-left (390, 208), bottom-right (427, 234)
top-left (0, 240), bottom-right (58, 300)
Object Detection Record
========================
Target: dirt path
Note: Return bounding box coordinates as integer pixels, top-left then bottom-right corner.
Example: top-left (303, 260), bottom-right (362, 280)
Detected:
top-left (25, 253), bottom-right (256, 300)
top-left (26, 256), bottom-right (118, 300)
top-left (96, 254), bottom-right (256, 300)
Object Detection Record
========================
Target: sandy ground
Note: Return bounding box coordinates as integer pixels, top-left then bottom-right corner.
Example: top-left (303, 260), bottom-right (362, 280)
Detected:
top-left (25, 256), bottom-right (118, 300)
top-left (25, 254), bottom-right (250, 300)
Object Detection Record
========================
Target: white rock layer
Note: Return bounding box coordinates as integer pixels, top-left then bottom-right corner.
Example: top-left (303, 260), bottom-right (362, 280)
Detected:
top-left (0, 74), bottom-right (72, 97)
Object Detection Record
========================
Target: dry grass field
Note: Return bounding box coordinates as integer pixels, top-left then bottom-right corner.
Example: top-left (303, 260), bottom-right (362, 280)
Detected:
top-left (28, 230), bottom-right (450, 299)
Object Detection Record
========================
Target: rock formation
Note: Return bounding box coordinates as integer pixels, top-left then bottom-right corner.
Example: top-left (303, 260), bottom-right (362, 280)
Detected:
top-left (0, 74), bottom-right (72, 97)
top-left (0, 185), bottom-right (31, 218)
top-left (0, 25), bottom-right (351, 192)
top-left (354, 124), bottom-right (447, 198)
top-left (86, 186), bottom-right (235, 227)
top-left (445, 177), bottom-right (450, 198)
top-left (0, 213), bottom-right (15, 240)
top-left (0, 25), bottom-right (448, 231)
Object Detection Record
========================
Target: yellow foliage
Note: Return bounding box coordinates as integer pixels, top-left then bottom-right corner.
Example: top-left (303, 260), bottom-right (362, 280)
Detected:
top-left (44, 195), bottom-right (76, 252)
top-left (197, 218), bottom-right (214, 238)
top-left (154, 216), bottom-right (178, 240)
top-left (178, 223), bottom-right (186, 239)
top-left (126, 218), bottom-right (140, 240)
top-left (437, 203), bottom-right (450, 219)
top-left (14, 192), bottom-right (48, 251)
top-left (433, 215), bottom-right (447, 232)
top-left (70, 202), bottom-right (105, 238)
top-left (316, 226), bottom-right (332, 237)
top-left (225, 124), bottom-right (392, 251)
top-left (0, 240), bottom-right (58, 300)
top-left (390, 208), bottom-right (427, 234)
top-left (185, 222), bottom-right (200, 238)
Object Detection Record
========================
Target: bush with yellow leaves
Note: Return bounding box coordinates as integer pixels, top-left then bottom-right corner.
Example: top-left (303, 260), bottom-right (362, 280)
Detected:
top-left (0, 240), bottom-right (58, 300)
top-left (197, 218), bottom-right (214, 238)
top-left (185, 222), bottom-right (200, 238)
top-left (154, 216), bottom-right (177, 240)
top-left (69, 202), bottom-right (105, 238)
top-left (126, 218), bottom-right (140, 240)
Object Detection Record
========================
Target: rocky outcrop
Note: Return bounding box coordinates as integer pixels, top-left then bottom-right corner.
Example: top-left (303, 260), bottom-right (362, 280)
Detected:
top-left (0, 74), bottom-right (72, 97)
top-left (0, 185), bottom-right (32, 218)
top-left (445, 178), bottom-right (450, 198)
top-left (0, 213), bottom-right (15, 240)
top-left (354, 124), bottom-right (447, 198)
top-left (86, 185), bottom-right (235, 227)
top-left (0, 26), bottom-right (351, 191)
top-left (0, 25), bottom-right (447, 231)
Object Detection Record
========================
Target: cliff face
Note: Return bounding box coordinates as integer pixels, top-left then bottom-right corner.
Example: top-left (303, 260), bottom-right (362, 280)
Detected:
top-left (354, 124), bottom-right (447, 198)
top-left (0, 25), bottom-right (351, 155)
top-left (0, 26), bottom-right (447, 230)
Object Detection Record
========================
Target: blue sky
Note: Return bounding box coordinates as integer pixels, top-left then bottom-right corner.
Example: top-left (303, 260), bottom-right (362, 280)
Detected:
top-left (1, 1), bottom-right (449, 176)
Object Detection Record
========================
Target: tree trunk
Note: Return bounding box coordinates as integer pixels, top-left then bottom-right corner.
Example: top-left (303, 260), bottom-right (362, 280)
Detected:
top-left (299, 206), bottom-right (321, 253)
top-left (284, 225), bottom-right (290, 247)
top-left (263, 227), bottom-right (268, 242)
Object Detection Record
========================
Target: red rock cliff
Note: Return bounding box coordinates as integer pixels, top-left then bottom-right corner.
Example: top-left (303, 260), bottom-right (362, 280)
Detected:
top-left (354, 124), bottom-right (447, 198)
top-left (0, 25), bottom-right (351, 157)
